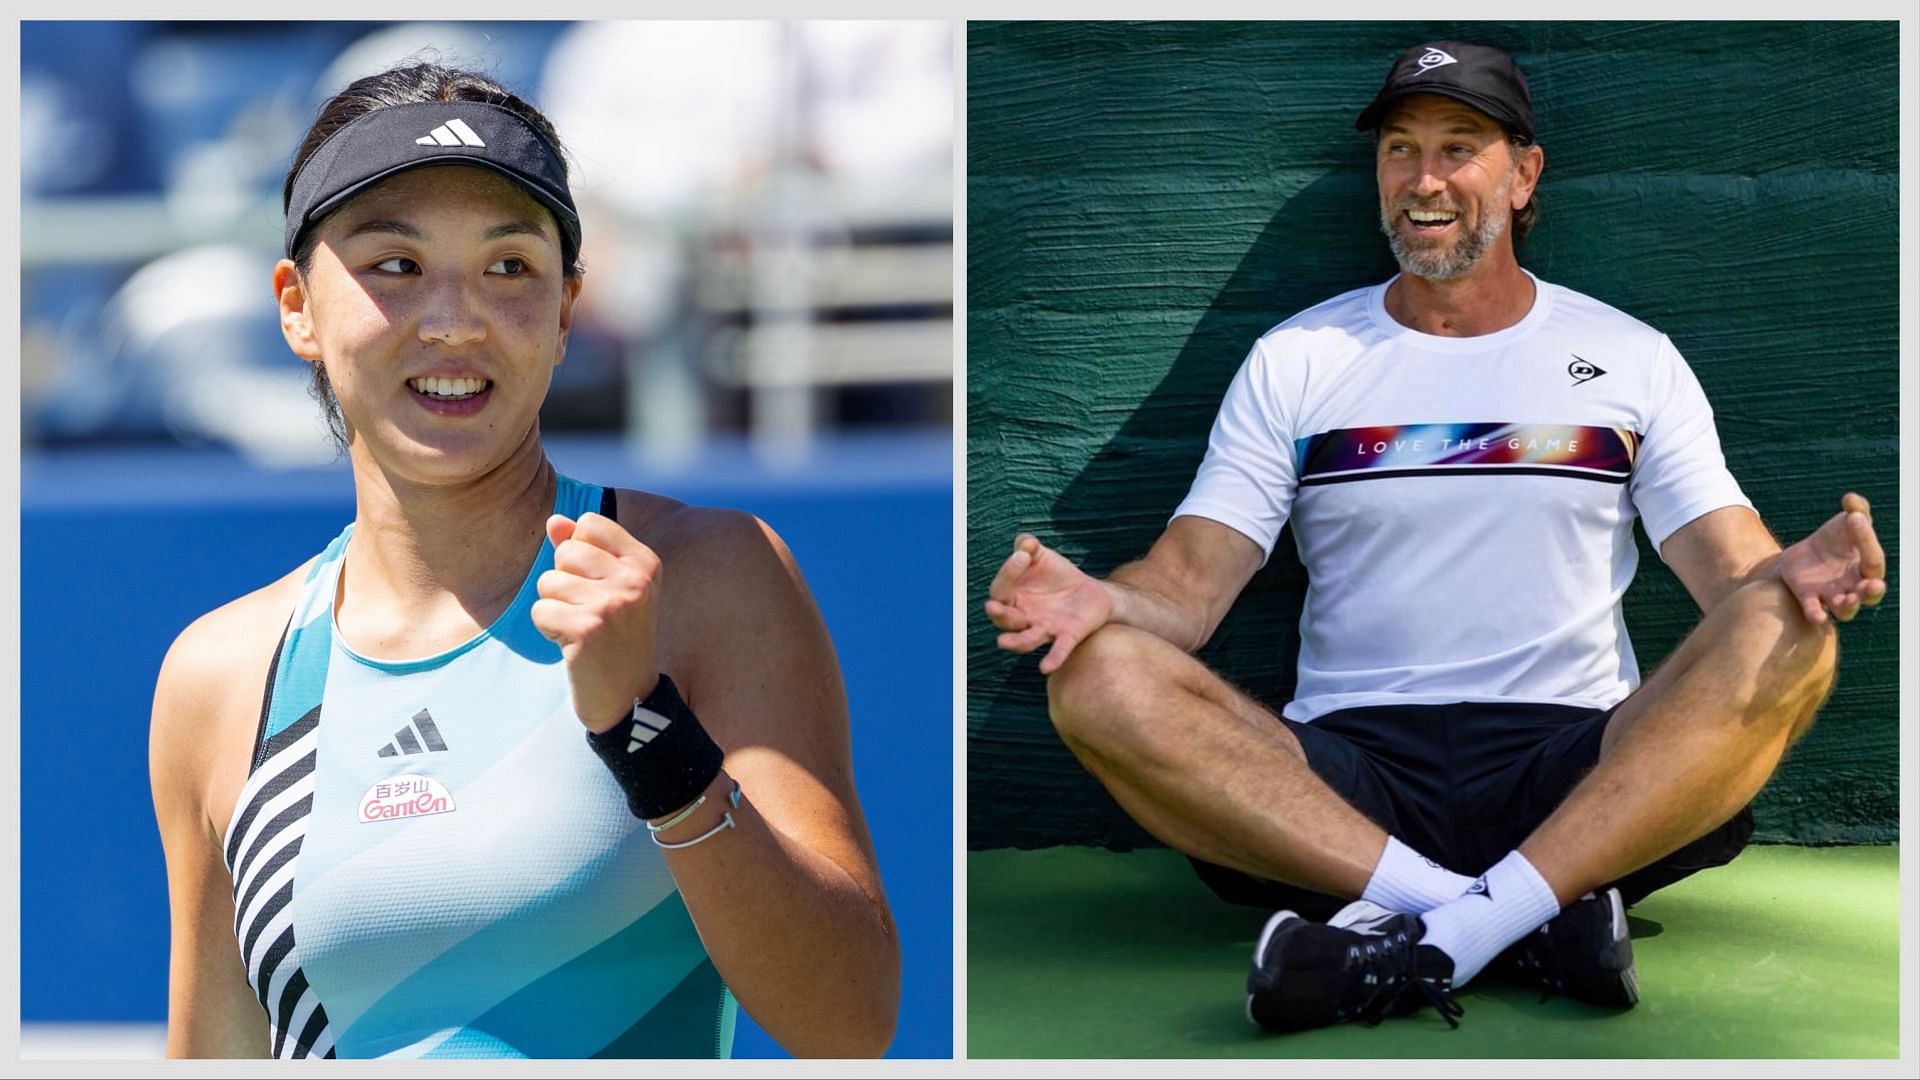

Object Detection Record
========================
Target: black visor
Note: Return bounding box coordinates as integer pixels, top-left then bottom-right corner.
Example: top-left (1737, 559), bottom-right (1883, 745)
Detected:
top-left (283, 100), bottom-right (581, 260)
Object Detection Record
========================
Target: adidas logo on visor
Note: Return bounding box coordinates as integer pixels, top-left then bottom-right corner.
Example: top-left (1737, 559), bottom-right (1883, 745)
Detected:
top-left (416, 118), bottom-right (486, 147)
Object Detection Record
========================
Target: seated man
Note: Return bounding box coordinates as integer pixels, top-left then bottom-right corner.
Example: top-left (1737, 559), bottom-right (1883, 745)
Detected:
top-left (985, 40), bottom-right (1886, 1032)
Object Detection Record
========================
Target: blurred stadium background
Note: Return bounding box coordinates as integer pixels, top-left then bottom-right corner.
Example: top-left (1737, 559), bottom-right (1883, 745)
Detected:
top-left (20, 20), bottom-right (953, 1060)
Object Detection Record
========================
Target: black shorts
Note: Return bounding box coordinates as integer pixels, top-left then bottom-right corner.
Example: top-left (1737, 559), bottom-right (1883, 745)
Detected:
top-left (1191, 701), bottom-right (1754, 919)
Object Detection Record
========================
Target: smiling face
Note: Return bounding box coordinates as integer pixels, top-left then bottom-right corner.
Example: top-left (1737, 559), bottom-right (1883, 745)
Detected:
top-left (1375, 94), bottom-right (1541, 281)
top-left (275, 165), bottom-right (580, 483)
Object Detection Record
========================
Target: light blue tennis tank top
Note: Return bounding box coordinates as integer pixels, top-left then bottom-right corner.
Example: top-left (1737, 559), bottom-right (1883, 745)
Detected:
top-left (221, 473), bottom-right (736, 1059)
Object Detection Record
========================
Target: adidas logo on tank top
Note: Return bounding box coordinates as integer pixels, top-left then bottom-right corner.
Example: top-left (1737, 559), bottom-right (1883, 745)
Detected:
top-left (376, 709), bottom-right (449, 757)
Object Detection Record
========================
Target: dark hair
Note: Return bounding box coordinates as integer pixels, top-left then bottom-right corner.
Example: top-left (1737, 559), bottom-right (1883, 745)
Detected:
top-left (1507, 134), bottom-right (1539, 245)
top-left (284, 63), bottom-right (581, 448)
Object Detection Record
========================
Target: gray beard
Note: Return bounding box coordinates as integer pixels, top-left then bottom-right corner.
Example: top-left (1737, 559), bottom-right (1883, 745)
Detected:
top-left (1380, 179), bottom-right (1513, 281)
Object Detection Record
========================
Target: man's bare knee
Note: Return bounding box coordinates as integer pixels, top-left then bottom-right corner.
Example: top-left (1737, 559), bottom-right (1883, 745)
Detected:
top-left (1714, 578), bottom-right (1838, 735)
top-left (1046, 624), bottom-right (1168, 751)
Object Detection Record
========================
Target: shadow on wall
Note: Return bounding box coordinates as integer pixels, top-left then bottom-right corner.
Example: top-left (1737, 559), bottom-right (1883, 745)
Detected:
top-left (972, 159), bottom-right (1400, 849)
top-left (967, 19), bottom-right (1899, 854)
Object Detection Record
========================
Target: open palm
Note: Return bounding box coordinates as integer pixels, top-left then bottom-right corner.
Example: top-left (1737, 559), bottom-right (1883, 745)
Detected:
top-left (1777, 493), bottom-right (1887, 624)
top-left (985, 534), bottom-right (1113, 673)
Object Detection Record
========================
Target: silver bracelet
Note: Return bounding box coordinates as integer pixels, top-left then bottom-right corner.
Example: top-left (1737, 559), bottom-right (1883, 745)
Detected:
top-left (645, 793), bottom-right (707, 834)
top-left (650, 781), bottom-right (743, 850)
top-left (652, 811), bottom-right (734, 850)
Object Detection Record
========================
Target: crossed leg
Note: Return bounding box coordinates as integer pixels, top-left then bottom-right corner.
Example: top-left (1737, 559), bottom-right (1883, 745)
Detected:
top-left (1519, 576), bottom-right (1835, 904)
top-left (1047, 576), bottom-right (1837, 905)
top-left (1046, 623), bottom-right (1388, 898)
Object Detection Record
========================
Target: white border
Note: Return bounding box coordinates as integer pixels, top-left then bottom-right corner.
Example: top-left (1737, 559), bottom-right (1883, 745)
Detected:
top-left (4, 2), bottom-right (1917, 1077)
top-left (952, 19), bottom-right (972, 1066)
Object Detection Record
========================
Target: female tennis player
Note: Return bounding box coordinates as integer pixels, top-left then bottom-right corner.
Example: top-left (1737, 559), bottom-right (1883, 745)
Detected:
top-left (149, 63), bottom-right (899, 1059)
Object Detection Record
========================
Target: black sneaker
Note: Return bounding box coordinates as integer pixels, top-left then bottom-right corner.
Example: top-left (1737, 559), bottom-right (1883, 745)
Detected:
top-left (1492, 886), bottom-right (1638, 1008)
top-left (1246, 900), bottom-right (1464, 1033)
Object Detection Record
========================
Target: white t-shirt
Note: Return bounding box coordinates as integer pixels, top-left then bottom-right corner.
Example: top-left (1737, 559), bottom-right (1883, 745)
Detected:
top-left (1173, 273), bottom-right (1751, 722)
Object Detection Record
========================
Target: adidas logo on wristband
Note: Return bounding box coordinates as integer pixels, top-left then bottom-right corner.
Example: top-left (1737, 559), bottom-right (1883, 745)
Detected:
top-left (627, 704), bottom-right (672, 753)
top-left (585, 674), bottom-right (724, 821)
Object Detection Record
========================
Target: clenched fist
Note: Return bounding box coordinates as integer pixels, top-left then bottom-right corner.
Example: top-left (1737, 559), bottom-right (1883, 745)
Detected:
top-left (530, 511), bottom-right (662, 733)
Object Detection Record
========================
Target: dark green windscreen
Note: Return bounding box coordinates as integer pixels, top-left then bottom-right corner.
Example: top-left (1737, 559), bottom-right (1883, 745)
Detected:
top-left (967, 21), bottom-right (1899, 848)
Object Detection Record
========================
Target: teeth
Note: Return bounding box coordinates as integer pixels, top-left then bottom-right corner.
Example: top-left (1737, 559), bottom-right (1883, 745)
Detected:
top-left (1408, 210), bottom-right (1457, 224)
top-left (409, 376), bottom-right (488, 398)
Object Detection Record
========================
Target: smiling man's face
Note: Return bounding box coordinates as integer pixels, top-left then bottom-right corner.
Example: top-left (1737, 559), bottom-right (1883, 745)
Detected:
top-left (1375, 94), bottom-right (1538, 281)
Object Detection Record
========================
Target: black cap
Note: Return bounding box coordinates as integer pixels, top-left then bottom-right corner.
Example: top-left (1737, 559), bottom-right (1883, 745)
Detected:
top-left (1355, 41), bottom-right (1535, 143)
top-left (284, 100), bottom-right (581, 260)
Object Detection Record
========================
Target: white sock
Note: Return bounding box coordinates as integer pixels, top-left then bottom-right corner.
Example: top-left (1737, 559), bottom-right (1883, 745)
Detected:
top-left (1417, 850), bottom-right (1562, 987)
top-left (1360, 836), bottom-right (1475, 913)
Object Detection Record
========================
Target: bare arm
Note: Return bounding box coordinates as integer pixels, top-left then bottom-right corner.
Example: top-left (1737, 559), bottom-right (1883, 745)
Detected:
top-left (151, 618), bottom-right (271, 1059)
top-left (1662, 494), bottom-right (1887, 622)
top-left (1658, 505), bottom-right (1782, 612)
top-left (533, 505), bottom-right (898, 1057)
top-left (987, 515), bottom-right (1266, 670)
top-left (657, 512), bottom-right (899, 1058)
top-left (1106, 516), bottom-right (1268, 651)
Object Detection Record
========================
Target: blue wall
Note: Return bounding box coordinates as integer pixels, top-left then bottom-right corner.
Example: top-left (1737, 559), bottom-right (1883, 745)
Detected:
top-left (19, 433), bottom-right (952, 1060)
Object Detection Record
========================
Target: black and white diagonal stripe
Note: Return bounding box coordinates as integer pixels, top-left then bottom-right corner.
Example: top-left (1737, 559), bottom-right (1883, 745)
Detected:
top-left (225, 706), bottom-right (337, 1059)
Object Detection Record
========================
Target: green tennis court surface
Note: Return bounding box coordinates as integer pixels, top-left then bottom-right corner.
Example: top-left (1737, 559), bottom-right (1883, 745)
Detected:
top-left (969, 845), bottom-right (1899, 1058)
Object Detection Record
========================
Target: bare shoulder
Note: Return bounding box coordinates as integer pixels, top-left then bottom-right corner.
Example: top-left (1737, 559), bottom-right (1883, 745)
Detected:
top-left (608, 488), bottom-right (829, 703)
top-left (157, 564), bottom-right (310, 726)
top-left (611, 489), bottom-right (804, 589)
top-left (151, 563), bottom-right (312, 842)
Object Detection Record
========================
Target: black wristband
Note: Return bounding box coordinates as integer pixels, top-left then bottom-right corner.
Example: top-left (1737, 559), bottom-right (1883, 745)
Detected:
top-left (584, 674), bottom-right (725, 820)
